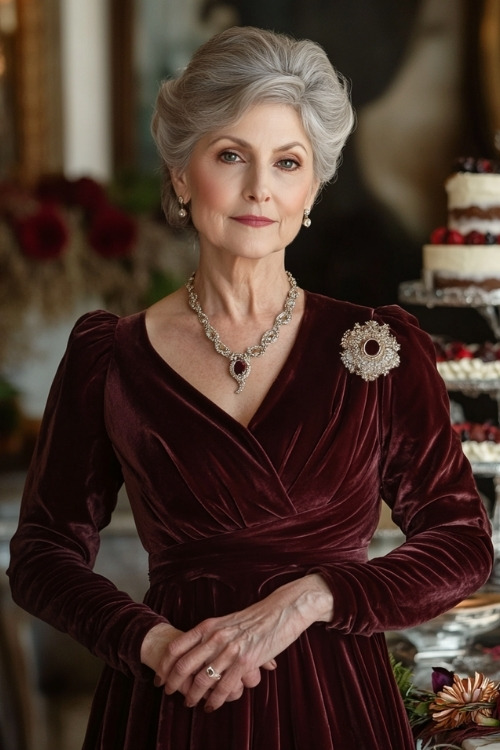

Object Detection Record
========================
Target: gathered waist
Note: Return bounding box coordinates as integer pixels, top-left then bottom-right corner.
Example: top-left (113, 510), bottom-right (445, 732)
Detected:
top-left (148, 514), bottom-right (369, 589)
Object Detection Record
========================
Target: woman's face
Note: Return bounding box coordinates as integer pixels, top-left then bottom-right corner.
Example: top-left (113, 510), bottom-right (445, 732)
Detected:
top-left (172, 102), bottom-right (319, 261)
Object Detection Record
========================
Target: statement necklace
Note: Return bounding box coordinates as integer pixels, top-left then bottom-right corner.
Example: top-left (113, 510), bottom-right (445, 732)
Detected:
top-left (186, 271), bottom-right (299, 393)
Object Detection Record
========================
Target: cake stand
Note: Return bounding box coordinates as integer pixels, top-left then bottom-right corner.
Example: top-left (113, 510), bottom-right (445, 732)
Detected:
top-left (397, 278), bottom-right (500, 678)
top-left (399, 279), bottom-right (500, 339)
top-left (398, 278), bottom-right (500, 566)
top-left (402, 593), bottom-right (500, 688)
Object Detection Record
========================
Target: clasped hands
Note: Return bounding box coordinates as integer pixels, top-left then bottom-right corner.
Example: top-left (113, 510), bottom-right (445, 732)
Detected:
top-left (140, 573), bottom-right (333, 713)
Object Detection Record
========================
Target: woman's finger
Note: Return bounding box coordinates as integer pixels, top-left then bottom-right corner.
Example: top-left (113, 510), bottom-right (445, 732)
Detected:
top-left (183, 663), bottom-right (236, 708)
top-left (220, 685), bottom-right (245, 703)
top-left (162, 642), bottom-right (221, 695)
top-left (261, 659), bottom-right (277, 671)
top-left (202, 667), bottom-right (249, 712)
top-left (240, 668), bottom-right (261, 689)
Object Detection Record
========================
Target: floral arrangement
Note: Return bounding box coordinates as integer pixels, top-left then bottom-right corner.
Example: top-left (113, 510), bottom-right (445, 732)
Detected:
top-left (392, 657), bottom-right (500, 748)
top-left (0, 173), bottom-right (193, 364)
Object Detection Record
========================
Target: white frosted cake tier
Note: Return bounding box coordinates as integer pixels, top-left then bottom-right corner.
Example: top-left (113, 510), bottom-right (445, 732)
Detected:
top-left (423, 244), bottom-right (500, 281)
top-left (447, 171), bottom-right (500, 235)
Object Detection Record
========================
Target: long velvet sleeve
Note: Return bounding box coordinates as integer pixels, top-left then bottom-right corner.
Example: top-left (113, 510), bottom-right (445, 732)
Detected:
top-left (7, 311), bottom-right (168, 678)
top-left (314, 305), bottom-right (494, 635)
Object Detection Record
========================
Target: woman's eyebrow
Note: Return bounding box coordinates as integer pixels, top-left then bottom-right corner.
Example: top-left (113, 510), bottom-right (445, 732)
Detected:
top-left (208, 135), bottom-right (309, 153)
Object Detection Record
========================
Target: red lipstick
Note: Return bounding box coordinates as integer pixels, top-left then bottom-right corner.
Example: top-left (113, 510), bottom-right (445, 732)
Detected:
top-left (232, 215), bottom-right (275, 227)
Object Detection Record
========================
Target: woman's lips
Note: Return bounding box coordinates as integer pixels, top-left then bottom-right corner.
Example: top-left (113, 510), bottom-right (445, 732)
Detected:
top-left (232, 215), bottom-right (275, 227)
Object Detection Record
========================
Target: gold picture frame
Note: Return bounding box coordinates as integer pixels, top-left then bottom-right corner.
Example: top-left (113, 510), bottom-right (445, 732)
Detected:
top-left (1, 0), bottom-right (62, 183)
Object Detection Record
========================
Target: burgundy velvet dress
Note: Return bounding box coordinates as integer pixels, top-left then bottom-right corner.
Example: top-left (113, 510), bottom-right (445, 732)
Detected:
top-left (8, 291), bottom-right (493, 750)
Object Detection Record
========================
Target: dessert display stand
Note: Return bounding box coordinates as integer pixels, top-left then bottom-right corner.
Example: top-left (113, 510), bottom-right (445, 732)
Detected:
top-left (399, 279), bottom-right (500, 584)
top-left (399, 280), bottom-right (500, 341)
top-left (395, 281), bottom-right (500, 743)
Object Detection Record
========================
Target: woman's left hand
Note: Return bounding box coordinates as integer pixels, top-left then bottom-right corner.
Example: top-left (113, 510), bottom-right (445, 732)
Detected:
top-left (154, 573), bottom-right (333, 712)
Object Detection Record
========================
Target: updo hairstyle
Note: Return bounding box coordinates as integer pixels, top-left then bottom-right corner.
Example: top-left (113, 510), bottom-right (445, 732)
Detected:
top-left (151, 26), bottom-right (355, 229)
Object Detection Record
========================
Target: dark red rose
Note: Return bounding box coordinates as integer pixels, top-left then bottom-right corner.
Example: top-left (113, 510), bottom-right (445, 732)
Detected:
top-left (72, 176), bottom-right (107, 214)
top-left (15, 203), bottom-right (69, 260)
top-left (35, 175), bottom-right (107, 216)
top-left (88, 204), bottom-right (137, 258)
top-left (35, 175), bottom-right (75, 206)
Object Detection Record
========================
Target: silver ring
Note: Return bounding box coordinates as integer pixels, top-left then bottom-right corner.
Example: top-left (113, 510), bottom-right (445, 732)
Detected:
top-left (206, 665), bottom-right (222, 681)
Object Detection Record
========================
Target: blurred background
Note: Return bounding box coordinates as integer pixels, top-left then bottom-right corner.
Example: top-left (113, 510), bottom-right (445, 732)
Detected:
top-left (1, 0), bottom-right (500, 747)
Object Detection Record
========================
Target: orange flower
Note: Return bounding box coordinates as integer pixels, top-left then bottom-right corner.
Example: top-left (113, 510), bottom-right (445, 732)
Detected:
top-left (429, 672), bottom-right (500, 731)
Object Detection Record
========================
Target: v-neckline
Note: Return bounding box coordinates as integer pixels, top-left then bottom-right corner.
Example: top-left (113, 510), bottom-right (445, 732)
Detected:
top-left (139, 291), bottom-right (311, 432)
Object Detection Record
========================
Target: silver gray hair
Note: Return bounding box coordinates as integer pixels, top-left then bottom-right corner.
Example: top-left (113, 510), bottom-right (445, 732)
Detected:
top-left (151, 26), bottom-right (355, 228)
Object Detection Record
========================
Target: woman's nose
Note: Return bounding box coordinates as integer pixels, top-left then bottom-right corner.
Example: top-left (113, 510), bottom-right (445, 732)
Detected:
top-left (244, 165), bottom-right (271, 202)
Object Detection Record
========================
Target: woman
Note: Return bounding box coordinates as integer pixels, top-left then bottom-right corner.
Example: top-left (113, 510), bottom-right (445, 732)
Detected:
top-left (8, 26), bottom-right (493, 750)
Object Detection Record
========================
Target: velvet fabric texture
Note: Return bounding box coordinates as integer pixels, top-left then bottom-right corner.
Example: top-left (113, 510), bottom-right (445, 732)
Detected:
top-left (8, 291), bottom-right (493, 749)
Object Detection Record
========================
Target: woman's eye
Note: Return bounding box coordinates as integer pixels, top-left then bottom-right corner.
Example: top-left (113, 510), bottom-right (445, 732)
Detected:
top-left (220, 151), bottom-right (241, 163)
top-left (277, 158), bottom-right (300, 170)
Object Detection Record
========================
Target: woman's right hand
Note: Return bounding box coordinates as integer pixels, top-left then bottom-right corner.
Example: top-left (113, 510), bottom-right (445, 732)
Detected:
top-left (140, 622), bottom-right (276, 703)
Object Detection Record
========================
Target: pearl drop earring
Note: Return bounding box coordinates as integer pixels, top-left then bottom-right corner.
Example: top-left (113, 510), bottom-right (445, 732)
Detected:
top-left (178, 196), bottom-right (188, 218)
top-left (302, 208), bottom-right (311, 228)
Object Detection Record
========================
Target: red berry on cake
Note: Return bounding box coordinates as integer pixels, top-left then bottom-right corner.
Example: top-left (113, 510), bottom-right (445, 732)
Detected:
top-left (448, 342), bottom-right (473, 359)
top-left (465, 230), bottom-right (486, 244)
top-left (446, 229), bottom-right (464, 245)
top-left (485, 424), bottom-right (499, 441)
top-left (477, 158), bottom-right (493, 173)
top-left (430, 227), bottom-right (449, 244)
top-left (477, 342), bottom-right (497, 361)
top-left (452, 422), bottom-right (471, 440)
top-left (470, 424), bottom-right (487, 441)
top-left (433, 341), bottom-right (447, 361)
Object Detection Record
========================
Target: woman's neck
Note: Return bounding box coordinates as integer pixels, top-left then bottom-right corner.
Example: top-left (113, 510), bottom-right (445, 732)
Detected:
top-left (192, 255), bottom-right (292, 323)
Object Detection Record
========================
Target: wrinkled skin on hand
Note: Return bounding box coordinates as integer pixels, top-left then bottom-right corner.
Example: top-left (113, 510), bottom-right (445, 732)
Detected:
top-left (140, 573), bottom-right (333, 712)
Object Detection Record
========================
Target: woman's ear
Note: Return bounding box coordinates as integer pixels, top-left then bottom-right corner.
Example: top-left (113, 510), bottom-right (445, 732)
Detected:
top-left (170, 167), bottom-right (190, 203)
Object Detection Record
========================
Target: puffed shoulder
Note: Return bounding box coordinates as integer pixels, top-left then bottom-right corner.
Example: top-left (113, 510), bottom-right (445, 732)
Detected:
top-left (71, 309), bottom-right (119, 343)
top-left (44, 310), bottom-right (122, 404)
top-left (372, 303), bottom-right (418, 327)
top-left (366, 304), bottom-right (447, 412)
top-left (371, 303), bottom-right (437, 372)
top-left (65, 309), bottom-right (119, 366)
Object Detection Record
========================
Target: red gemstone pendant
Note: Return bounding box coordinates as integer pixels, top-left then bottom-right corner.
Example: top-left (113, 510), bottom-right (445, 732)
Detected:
top-left (229, 355), bottom-right (251, 393)
top-left (233, 359), bottom-right (247, 375)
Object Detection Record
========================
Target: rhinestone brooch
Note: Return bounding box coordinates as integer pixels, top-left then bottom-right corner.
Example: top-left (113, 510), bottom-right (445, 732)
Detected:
top-left (340, 320), bottom-right (400, 381)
